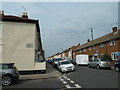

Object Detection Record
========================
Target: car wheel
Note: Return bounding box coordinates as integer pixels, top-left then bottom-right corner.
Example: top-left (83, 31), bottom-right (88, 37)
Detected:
top-left (115, 67), bottom-right (120, 72)
top-left (97, 65), bottom-right (100, 69)
top-left (2, 75), bottom-right (12, 86)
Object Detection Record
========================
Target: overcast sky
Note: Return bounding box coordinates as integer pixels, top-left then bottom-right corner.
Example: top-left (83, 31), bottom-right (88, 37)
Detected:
top-left (2, 2), bottom-right (118, 57)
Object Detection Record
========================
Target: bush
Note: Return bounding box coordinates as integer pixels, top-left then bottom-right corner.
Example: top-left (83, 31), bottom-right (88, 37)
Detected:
top-left (101, 54), bottom-right (112, 61)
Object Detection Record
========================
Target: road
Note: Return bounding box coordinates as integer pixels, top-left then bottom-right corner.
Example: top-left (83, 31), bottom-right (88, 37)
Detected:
top-left (3, 64), bottom-right (119, 89)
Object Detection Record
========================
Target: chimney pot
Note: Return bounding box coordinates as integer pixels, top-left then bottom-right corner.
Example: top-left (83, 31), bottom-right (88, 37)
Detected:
top-left (22, 12), bottom-right (28, 18)
top-left (112, 27), bottom-right (117, 33)
top-left (0, 11), bottom-right (4, 15)
top-left (87, 39), bottom-right (90, 42)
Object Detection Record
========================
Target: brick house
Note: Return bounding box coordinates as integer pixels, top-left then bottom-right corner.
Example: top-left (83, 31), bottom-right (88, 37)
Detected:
top-left (73, 27), bottom-right (120, 66)
top-left (61, 44), bottom-right (80, 60)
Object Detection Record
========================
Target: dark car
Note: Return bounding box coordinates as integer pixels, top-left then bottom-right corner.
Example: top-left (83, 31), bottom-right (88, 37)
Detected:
top-left (115, 59), bottom-right (120, 72)
top-left (0, 63), bottom-right (19, 86)
top-left (48, 59), bottom-right (53, 64)
top-left (68, 59), bottom-right (76, 65)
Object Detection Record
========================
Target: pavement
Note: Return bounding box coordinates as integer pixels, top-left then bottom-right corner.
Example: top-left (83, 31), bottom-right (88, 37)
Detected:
top-left (19, 63), bottom-right (62, 81)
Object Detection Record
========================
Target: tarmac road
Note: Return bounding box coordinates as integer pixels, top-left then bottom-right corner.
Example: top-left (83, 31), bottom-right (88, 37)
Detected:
top-left (2, 64), bottom-right (120, 89)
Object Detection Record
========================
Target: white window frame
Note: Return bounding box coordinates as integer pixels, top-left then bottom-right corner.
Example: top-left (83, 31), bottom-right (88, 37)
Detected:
top-left (100, 43), bottom-right (104, 48)
top-left (89, 47), bottom-right (91, 50)
top-left (111, 52), bottom-right (118, 60)
top-left (79, 50), bottom-right (82, 53)
top-left (83, 48), bottom-right (86, 52)
top-left (110, 40), bottom-right (116, 46)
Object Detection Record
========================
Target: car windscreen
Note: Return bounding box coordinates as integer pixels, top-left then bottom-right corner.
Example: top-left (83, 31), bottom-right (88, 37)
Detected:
top-left (54, 59), bottom-right (62, 62)
top-left (61, 61), bottom-right (71, 65)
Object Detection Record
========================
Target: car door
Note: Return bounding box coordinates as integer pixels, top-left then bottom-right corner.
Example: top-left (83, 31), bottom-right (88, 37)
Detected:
top-left (94, 59), bottom-right (99, 67)
top-left (90, 60), bottom-right (95, 67)
top-left (57, 62), bottom-right (60, 70)
top-left (92, 59), bottom-right (97, 67)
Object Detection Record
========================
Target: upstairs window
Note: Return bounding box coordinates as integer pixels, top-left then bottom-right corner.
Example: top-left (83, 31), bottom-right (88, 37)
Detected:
top-left (111, 52), bottom-right (118, 60)
top-left (79, 50), bottom-right (82, 53)
top-left (89, 47), bottom-right (91, 50)
top-left (100, 43), bottom-right (104, 48)
top-left (110, 40), bottom-right (116, 46)
top-left (83, 48), bottom-right (86, 52)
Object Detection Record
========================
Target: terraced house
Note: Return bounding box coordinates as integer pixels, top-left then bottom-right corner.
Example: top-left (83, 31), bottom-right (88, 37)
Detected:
top-left (73, 27), bottom-right (120, 65)
top-left (0, 11), bottom-right (46, 73)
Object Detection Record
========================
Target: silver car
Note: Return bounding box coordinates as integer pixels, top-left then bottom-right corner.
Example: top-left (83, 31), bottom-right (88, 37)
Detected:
top-left (88, 59), bottom-right (111, 69)
top-left (0, 63), bottom-right (19, 86)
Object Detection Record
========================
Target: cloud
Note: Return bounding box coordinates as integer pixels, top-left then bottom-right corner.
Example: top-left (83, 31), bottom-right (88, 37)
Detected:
top-left (2, 2), bottom-right (118, 57)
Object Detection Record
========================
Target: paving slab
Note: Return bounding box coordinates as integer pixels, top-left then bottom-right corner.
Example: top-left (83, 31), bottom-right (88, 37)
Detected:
top-left (19, 63), bottom-right (62, 80)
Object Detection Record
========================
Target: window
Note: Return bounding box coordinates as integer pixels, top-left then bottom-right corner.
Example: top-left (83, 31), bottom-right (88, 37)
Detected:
top-left (110, 40), bottom-right (116, 46)
top-left (83, 48), bottom-right (86, 52)
top-left (111, 52), bottom-right (118, 60)
top-left (94, 59), bottom-right (99, 62)
top-left (100, 43), bottom-right (104, 48)
top-left (89, 47), bottom-right (91, 50)
top-left (79, 50), bottom-right (82, 53)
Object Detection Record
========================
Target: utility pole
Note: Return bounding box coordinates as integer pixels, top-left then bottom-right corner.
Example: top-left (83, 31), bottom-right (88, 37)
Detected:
top-left (91, 28), bottom-right (96, 59)
top-left (91, 28), bottom-right (99, 58)
top-left (91, 28), bottom-right (94, 49)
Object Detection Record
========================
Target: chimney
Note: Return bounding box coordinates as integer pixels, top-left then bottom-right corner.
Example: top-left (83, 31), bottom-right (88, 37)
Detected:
top-left (22, 12), bottom-right (28, 18)
top-left (112, 26), bottom-right (117, 33)
top-left (87, 39), bottom-right (90, 43)
top-left (77, 43), bottom-right (80, 46)
top-left (0, 11), bottom-right (4, 15)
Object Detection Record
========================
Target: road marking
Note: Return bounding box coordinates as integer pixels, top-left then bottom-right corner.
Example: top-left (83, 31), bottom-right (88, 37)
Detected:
top-left (60, 79), bottom-right (64, 81)
top-left (63, 76), bottom-right (67, 79)
top-left (65, 85), bottom-right (71, 88)
top-left (74, 84), bottom-right (82, 88)
top-left (59, 77), bottom-right (61, 79)
top-left (70, 81), bottom-right (75, 83)
top-left (67, 78), bottom-right (71, 81)
top-left (59, 76), bottom-right (82, 88)
top-left (62, 81), bottom-right (67, 84)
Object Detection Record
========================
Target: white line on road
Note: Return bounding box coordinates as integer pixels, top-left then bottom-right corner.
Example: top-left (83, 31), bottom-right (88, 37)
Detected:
top-left (63, 76), bottom-right (67, 79)
top-left (74, 84), bottom-right (82, 88)
top-left (62, 81), bottom-right (67, 84)
top-left (70, 81), bottom-right (75, 83)
top-left (67, 78), bottom-right (71, 81)
top-left (59, 76), bottom-right (82, 89)
top-left (59, 77), bottom-right (61, 79)
top-left (65, 85), bottom-right (71, 88)
top-left (60, 79), bottom-right (64, 81)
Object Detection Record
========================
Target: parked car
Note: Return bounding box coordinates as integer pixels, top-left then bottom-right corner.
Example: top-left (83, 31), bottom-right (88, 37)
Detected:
top-left (52, 58), bottom-right (63, 67)
top-left (0, 63), bottom-right (19, 86)
top-left (68, 59), bottom-right (76, 65)
top-left (47, 59), bottom-right (53, 64)
top-left (115, 59), bottom-right (120, 72)
top-left (88, 58), bottom-right (111, 69)
top-left (57, 60), bottom-right (75, 72)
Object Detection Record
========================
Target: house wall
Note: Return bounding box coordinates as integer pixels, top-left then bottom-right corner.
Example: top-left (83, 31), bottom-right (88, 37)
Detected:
top-left (74, 38), bottom-right (120, 61)
top-left (2, 21), bottom-right (36, 71)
